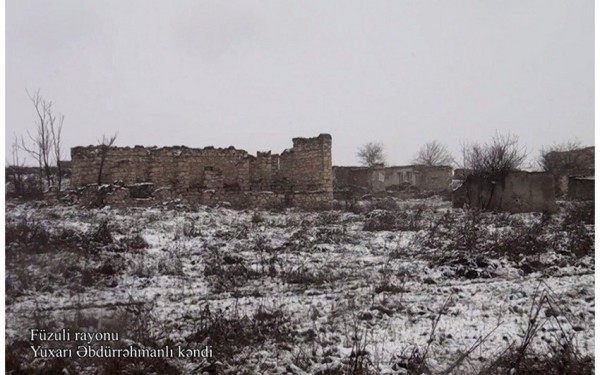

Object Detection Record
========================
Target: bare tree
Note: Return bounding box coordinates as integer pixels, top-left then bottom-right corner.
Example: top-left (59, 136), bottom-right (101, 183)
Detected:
top-left (20, 90), bottom-right (52, 189)
top-left (460, 133), bottom-right (527, 178)
top-left (357, 142), bottom-right (385, 167)
top-left (8, 136), bottom-right (26, 197)
top-left (19, 90), bottom-right (65, 191)
top-left (49, 111), bottom-right (65, 191)
top-left (413, 141), bottom-right (454, 166)
top-left (97, 133), bottom-right (118, 185)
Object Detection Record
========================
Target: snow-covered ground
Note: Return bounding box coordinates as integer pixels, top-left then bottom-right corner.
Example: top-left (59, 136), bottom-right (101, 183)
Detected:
top-left (5, 197), bottom-right (594, 374)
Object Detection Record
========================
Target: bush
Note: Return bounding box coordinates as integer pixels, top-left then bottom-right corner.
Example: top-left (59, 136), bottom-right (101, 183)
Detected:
top-left (5, 218), bottom-right (50, 253)
top-left (372, 197), bottom-right (400, 211)
top-left (395, 207), bottom-right (425, 231)
top-left (186, 304), bottom-right (293, 359)
top-left (91, 220), bottom-right (114, 245)
top-left (6, 302), bottom-right (181, 375)
top-left (563, 222), bottom-right (594, 258)
top-left (281, 266), bottom-right (331, 286)
top-left (490, 221), bottom-right (552, 260)
top-left (363, 210), bottom-right (397, 231)
top-left (479, 287), bottom-right (594, 375)
top-left (203, 248), bottom-right (261, 293)
top-left (563, 201), bottom-right (594, 226)
top-left (122, 233), bottom-right (148, 250)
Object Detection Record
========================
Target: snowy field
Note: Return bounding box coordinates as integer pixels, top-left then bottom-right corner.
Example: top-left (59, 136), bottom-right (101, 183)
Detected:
top-left (5, 197), bottom-right (595, 374)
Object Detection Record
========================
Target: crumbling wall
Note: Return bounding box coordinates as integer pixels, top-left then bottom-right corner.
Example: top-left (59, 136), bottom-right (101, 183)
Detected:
top-left (333, 164), bottom-right (452, 194)
top-left (453, 169), bottom-right (473, 180)
top-left (333, 167), bottom-right (371, 189)
top-left (71, 146), bottom-right (251, 189)
top-left (452, 171), bottom-right (556, 213)
top-left (544, 146), bottom-right (595, 196)
top-left (415, 166), bottom-right (453, 191)
top-left (249, 152), bottom-right (274, 191)
top-left (545, 146), bottom-right (595, 176)
top-left (71, 134), bottom-right (332, 210)
top-left (568, 177), bottom-right (594, 201)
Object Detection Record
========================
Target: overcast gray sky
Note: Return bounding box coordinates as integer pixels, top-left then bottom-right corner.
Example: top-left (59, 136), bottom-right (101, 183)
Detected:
top-left (6, 0), bottom-right (594, 166)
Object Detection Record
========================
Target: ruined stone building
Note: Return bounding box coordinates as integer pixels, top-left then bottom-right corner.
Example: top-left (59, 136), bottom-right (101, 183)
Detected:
top-left (452, 171), bottom-right (557, 213)
top-left (544, 146), bottom-right (594, 198)
top-left (333, 164), bottom-right (452, 195)
top-left (70, 134), bottom-right (333, 209)
top-left (567, 176), bottom-right (594, 201)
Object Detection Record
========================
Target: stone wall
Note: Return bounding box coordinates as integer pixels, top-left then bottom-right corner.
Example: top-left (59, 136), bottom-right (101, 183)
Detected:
top-left (452, 171), bottom-right (556, 213)
top-left (333, 164), bottom-right (452, 194)
top-left (545, 146), bottom-right (594, 176)
top-left (453, 168), bottom-right (473, 180)
top-left (567, 177), bottom-right (594, 201)
top-left (544, 146), bottom-right (595, 196)
top-left (333, 167), bottom-right (373, 190)
top-left (71, 134), bottom-right (332, 210)
top-left (384, 165), bottom-right (452, 192)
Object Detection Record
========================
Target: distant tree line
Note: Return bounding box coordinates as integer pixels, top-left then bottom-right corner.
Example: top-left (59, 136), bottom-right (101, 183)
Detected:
top-left (357, 133), bottom-right (589, 181)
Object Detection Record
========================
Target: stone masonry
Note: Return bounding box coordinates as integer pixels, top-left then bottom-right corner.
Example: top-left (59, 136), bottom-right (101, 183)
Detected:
top-left (333, 165), bottom-right (452, 194)
top-left (71, 134), bottom-right (333, 210)
top-left (544, 146), bottom-right (594, 197)
top-left (452, 171), bottom-right (556, 213)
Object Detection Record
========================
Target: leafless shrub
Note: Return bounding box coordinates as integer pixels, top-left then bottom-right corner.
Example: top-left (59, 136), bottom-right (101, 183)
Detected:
top-left (357, 142), bottom-right (386, 167)
top-left (203, 248), bottom-right (261, 292)
top-left (561, 222), bottom-right (594, 258)
top-left (372, 197), bottom-right (400, 212)
top-left (363, 210), bottom-right (397, 231)
top-left (7, 137), bottom-right (43, 199)
top-left (86, 300), bottom-right (180, 374)
top-left (345, 323), bottom-right (376, 375)
top-left (90, 220), bottom-right (114, 245)
top-left (121, 233), bottom-right (149, 250)
top-left (479, 285), bottom-right (594, 375)
top-left (281, 265), bottom-right (332, 286)
top-left (5, 218), bottom-right (51, 254)
top-left (317, 211), bottom-right (343, 226)
top-left (419, 207), bottom-right (593, 277)
top-left (186, 303), bottom-right (293, 360)
top-left (413, 140), bottom-right (454, 166)
top-left (6, 167), bottom-right (44, 200)
top-left (421, 210), bottom-right (455, 247)
top-left (446, 209), bottom-right (484, 253)
top-left (390, 297), bottom-right (455, 374)
top-left (314, 226), bottom-right (351, 245)
top-left (157, 246), bottom-right (186, 276)
top-left (7, 299), bottom-right (179, 375)
top-left (395, 207), bottom-right (425, 231)
top-left (251, 210), bottom-right (264, 224)
top-left (6, 339), bottom-right (74, 375)
top-left (97, 133), bottom-right (118, 185)
top-left (391, 346), bottom-right (432, 374)
top-left (460, 133), bottom-right (527, 179)
top-left (563, 201), bottom-right (594, 226)
top-left (182, 219), bottom-right (202, 238)
top-left (490, 220), bottom-right (553, 261)
top-left (339, 198), bottom-right (367, 214)
top-left (374, 260), bottom-right (407, 294)
top-left (131, 251), bottom-right (155, 278)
